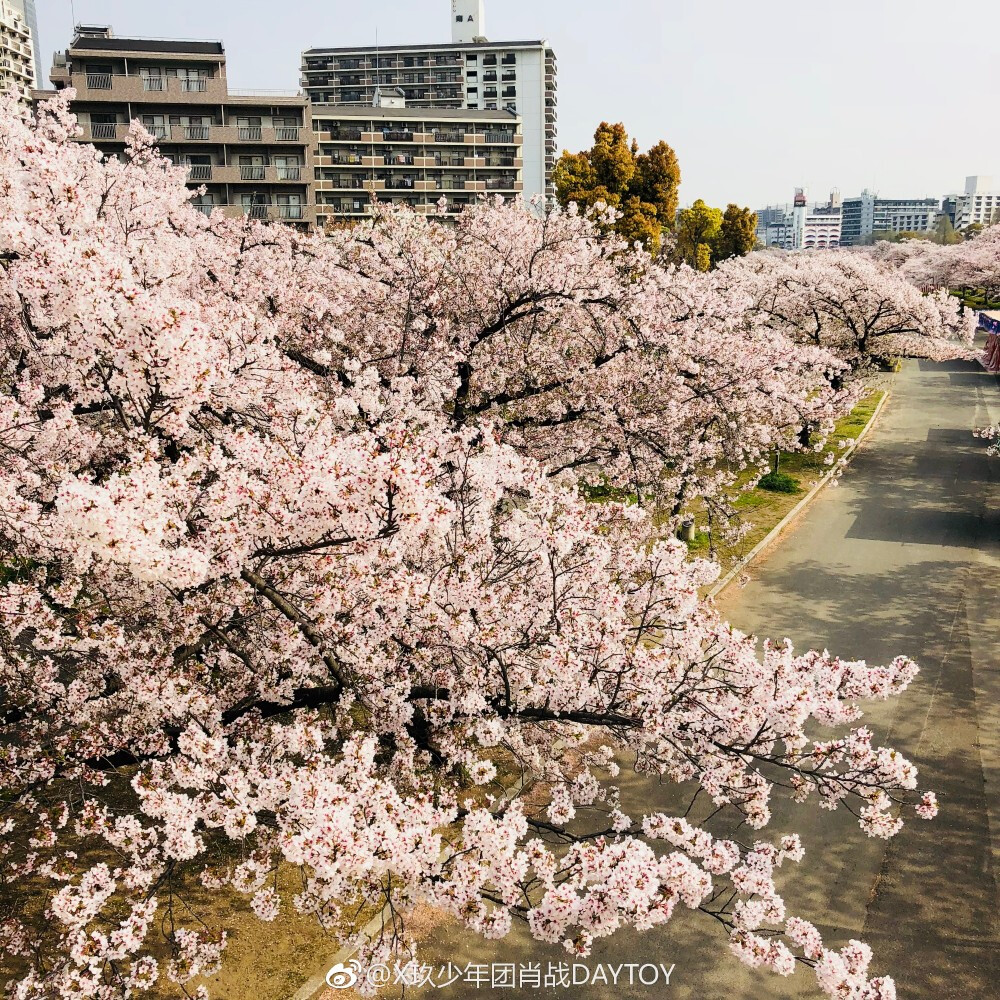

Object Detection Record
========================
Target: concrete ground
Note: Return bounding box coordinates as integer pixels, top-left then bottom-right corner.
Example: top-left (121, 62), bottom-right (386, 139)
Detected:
top-left (338, 357), bottom-right (1000, 1000)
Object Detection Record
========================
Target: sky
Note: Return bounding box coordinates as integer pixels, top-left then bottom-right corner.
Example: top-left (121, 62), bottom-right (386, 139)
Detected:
top-left (37, 0), bottom-right (1000, 209)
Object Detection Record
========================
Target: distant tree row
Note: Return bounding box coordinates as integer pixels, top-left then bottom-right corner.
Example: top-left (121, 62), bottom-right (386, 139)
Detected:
top-left (553, 122), bottom-right (757, 268)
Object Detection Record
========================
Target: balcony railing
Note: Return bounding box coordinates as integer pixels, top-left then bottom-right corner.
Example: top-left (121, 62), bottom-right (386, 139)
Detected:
top-left (142, 76), bottom-right (165, 91)
top-left (184, 125), bottom-right (211, 141)
top-left (91, 123), bottom-right (118, 140)
top-left (485, 132), bottom-right (515, 143)
top-left (326, 128), bottom-right (362, 141)
top-left (144, 125), bottom-right (169, 140)
top-left (278, 204), bottom-right (304, 220)
top-left (330, 154), bottom-right (363, 164)
top-left (193, 203), bottom-right (216, 216)
top-left (240, 165), bottom-right (266, 181)
top-left (244, 204), bottom-right (270, 219)
top-left (486, 179), bottom-right (514, 190)
top-left (486, 157), bottom-right (515, 167)
top-left (442, 180), bottom-right (466, 190)
top-left (87, 73), bottom-right (112, 89)
top-left (385, 179), bottom-right (415, 190)
top-left (275, 126), bottom-right (301, 141)
top-left (277, 166), bottom-right (301, 180)
top-left (238, 126), bottom-right (263, 141)
top-left (188, 164), bottom-right (213, 181)
top-left (180, 78), bottom-right (208, 92)
top-left (383, 130), bottom-right (414, 142)
top-left (434, 131), bottom-right (465, 143)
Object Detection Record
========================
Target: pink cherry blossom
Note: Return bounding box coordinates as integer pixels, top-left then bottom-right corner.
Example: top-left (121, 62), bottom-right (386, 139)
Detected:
top-left (0, 94), bottom-right (953, 1000)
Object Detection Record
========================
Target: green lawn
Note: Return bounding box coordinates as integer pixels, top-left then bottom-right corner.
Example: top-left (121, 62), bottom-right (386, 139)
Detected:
top-left (678, 391), bottom-right (886, 574)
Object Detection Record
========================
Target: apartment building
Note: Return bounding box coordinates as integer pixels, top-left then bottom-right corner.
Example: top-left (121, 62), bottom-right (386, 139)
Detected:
top-left (313, 95), bottom-right (522, 228)
top-left (840, 190), bottom-right (939, 246)
top-left (39, 26), bottom-right (314, 227)
top-left (948, 176), bottom-right (1000, 229)
top-left (301, 1), bottom-right (556, 204)
top-left (9, 0), bottom-right (38, 86)
top-left (756, 189), bottom-right (842, 249)
top-left (0, 0), bottom-right (34, 105)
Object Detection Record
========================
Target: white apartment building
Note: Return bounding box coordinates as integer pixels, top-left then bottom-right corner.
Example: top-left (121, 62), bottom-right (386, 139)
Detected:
top-left (301, 1), bottom-right (556, 204)
top-left (951, 176), bottom-right (1000, 228)
top-left (757, 188), bottom-right (842, 249)
top-left (9, 0), bottom-right (38, 86)
top-left (0, 0), bottom-right (34, 104)
top-left (840, 190), bottom-right (939, 246)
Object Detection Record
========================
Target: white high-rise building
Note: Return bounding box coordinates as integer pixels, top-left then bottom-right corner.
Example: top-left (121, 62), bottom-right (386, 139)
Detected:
top-left (950, 176), bottom-right (1000, 229)
top-left (302, 1), bottom-right (557, 205)
top-left (9, 0), bottom-right (38, 87)
top-left (0, 0), bottom-right (34, 105)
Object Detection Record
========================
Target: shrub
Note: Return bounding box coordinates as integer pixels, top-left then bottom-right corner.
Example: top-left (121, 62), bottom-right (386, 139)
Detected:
top-left (758, 471), bottom-right (801, 493)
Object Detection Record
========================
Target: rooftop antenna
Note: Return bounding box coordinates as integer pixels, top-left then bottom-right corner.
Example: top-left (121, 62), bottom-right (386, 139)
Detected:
top-left (372, 27), bottom-right (380, 107)
top-left (70, 0), bottom-right (76, 30)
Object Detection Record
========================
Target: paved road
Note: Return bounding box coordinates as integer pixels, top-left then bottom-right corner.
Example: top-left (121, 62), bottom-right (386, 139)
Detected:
top-left (335, 358), bottom-right (1000, 1000)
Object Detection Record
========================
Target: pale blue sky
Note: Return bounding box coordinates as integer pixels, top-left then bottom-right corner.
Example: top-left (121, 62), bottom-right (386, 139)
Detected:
top-left (37, 0), bottom-right (1000, 208)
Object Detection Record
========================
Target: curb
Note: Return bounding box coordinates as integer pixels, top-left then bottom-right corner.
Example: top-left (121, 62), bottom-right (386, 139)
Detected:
top-left (706, 391), bottom-right (891, 601)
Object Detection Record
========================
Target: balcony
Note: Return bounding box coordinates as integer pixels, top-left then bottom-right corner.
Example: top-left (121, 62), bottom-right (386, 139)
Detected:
top-left (240, 165), bottom-right (266, 181)
top-left (183, 125), bottom-right (212, 141)
top-left (323, 128), bottom-right (363, 141)
top-left (485, 131), bottom-right (515, 144)
top-left (66, 73), bottom-right (226, 103)
top-left (238, 126), bottom-right (262, 141)
top-left (434, 131), bottom-right (465, 143)
top-left (276, 165), bottom-right (301, 180)
top-left (384, 179), bottom-right (416, 190)
top-left (382, 130), bottom-right (414, 142)
top-left (275, 126), bottom-right (301, 141)
top-left (187, 164), bottom-right (213, 181)
top-left (90, 122), bottom-right (119, 140)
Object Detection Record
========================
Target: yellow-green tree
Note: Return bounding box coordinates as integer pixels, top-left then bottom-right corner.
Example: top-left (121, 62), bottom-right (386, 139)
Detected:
top-left (675, 200), bottom-right (723, 270)
top-left (715, 204), bottom-right (759, 261)
top-left (554, 123), bottom-right (681, 254)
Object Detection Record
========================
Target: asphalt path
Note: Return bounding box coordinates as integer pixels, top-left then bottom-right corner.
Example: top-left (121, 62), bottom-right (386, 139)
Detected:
top-left (341, 357), bottom-right (1000, 1000)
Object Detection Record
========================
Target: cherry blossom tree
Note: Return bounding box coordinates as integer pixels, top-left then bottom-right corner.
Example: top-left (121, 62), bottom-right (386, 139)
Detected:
top-left (717, 251), bottom-right (977, 391)
top-left (0, 96), bottom-right (939, 1000)
top-left (213, 195), bottom-right (846, 515)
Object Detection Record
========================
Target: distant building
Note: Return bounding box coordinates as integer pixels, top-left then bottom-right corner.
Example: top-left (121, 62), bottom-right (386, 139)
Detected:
top-left (756, 188), bottom-right (842, 249)
top-left (0, 0), bottom-right (34, 105)
top-left (312, 93), bottom-right (522, 229)
top-left (9, 0), bottom-right (38, 86)
top-left (301, 0), bottom-right (556, 204)
top-left (37, 25), bottom-right (314, 228)
top-left (949, 176), bottom-right (1000, 229)
top-left (840, 190), bottom-right (939, 246)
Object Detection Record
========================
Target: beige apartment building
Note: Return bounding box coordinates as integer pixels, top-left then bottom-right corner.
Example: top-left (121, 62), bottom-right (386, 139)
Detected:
top-left (312, 96), bottom-right (523, 229)
top-left (302, 2), bottom-right (556, 206)
top-left (0, 0), bottom-right (34, 105)
top-left (38, 26), bottom-right (314, 227)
